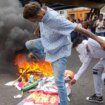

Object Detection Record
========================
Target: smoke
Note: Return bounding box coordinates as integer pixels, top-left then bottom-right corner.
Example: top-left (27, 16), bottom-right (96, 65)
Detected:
top-left (0, 0), bottom-right (35, 72)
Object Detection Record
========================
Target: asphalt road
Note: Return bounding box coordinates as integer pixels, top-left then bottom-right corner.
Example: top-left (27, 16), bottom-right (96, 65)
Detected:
top-left (0, 49), bottom-right (105, 105)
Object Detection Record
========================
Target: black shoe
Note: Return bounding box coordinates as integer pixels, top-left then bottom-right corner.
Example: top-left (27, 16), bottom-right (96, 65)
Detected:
top-left (86, 94), bottom-right (103, 103)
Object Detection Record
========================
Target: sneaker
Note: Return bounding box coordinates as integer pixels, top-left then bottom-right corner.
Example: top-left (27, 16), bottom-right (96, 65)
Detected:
top-left (86, 94), bottom-right (103, 103)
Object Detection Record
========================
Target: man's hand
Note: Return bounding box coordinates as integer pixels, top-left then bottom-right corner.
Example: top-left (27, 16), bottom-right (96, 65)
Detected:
top-left (99, 38), bottom-right (105, 50)
top-left (70, 79), bottom-right (76, 86)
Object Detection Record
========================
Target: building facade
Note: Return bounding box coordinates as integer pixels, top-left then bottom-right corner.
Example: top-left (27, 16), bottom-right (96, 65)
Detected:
top-left (58, 7), bottom-right (91, 21)
top-left (67, 7), bottom-right (91, 21)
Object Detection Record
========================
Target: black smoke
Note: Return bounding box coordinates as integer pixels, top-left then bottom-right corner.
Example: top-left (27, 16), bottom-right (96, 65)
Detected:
top-left (0, 0), bottom-right (36, 73)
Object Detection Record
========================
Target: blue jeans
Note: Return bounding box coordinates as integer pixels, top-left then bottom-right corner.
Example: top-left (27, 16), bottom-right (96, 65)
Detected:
top-left (52, 57), bottom-right (68, 105)
top-left (25, 38), bottom-right (45, 60)
top-left (25, 39), bottom-right (68, 105)
top-left (96, 32), bottom-right (105, 36)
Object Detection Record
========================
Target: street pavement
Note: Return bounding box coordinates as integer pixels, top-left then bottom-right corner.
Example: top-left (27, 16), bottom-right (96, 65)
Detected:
top-left (0, 49), bottom-right (105, 105)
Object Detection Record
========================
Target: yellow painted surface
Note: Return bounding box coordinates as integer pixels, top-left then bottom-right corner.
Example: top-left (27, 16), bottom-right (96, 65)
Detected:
top-left (67, 8), bottom-right (91, 21)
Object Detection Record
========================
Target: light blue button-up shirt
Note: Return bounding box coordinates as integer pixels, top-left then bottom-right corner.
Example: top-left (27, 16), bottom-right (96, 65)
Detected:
top-left (39, 7), bottom-right (77, 62)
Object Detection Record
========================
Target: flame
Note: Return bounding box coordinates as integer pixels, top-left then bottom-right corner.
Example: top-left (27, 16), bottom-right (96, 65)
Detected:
top-left (14, 54), bottom-right (53, 81)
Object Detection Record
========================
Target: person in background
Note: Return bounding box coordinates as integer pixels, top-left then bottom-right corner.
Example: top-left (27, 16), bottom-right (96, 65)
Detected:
top-left (103, 19), bottom-right (105, 36)
top-left (81, 21), bottom-right (90, 40)
top-left (87, 17), bottom-right (95, 33)
top-left (70, 36), bottom-right (105, 103)
top-left (91, 15), bottom-right (98, 33)
top-left (82, 21), bottom-right (91, 31)
top-left (94, 14), bottom-right (105, 36)
top-left (23, 2), bottom-right (105, 105)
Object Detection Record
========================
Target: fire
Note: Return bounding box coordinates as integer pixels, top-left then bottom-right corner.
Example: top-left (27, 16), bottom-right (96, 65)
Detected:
top-left (14, 54), bottom-right (53, 81)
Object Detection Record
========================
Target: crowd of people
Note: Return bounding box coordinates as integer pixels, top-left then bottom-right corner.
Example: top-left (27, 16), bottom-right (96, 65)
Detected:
top-left (68, 13), bottom-right (105, 37)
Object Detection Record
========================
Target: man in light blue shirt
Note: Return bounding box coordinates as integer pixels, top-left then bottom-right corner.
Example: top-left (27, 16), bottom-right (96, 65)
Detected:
top-left (39, 7), bottom-right (77, 62)
top-left (23, 2), bottom-right (105, 105)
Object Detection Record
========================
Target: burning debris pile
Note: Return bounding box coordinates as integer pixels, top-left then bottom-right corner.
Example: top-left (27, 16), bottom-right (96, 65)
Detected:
top-left (14, 54), bottom-right (54, 81)
top-left (5, 53), bottom-right (74, 104)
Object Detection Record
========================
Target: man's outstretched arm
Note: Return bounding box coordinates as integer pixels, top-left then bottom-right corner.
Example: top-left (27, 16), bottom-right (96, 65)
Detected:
top-left (75, 25), bottom-right (105, 50)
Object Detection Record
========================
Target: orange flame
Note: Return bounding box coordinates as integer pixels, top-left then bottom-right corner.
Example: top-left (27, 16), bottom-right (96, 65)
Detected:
top-left (14, 54), bottom-right (53, 81)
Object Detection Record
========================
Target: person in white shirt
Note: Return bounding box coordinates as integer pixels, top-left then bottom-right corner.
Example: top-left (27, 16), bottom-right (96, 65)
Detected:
top-left (94, 14), bottom-right (105, 36)
top-left (70, 36), bottom-right (105, 103)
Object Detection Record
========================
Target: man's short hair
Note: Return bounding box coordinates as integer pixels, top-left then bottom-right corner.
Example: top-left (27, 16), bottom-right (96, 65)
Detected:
top-left (23, 2), bottom-right (41, 19)
top-left (71, 32), bottom-right (84, 48)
